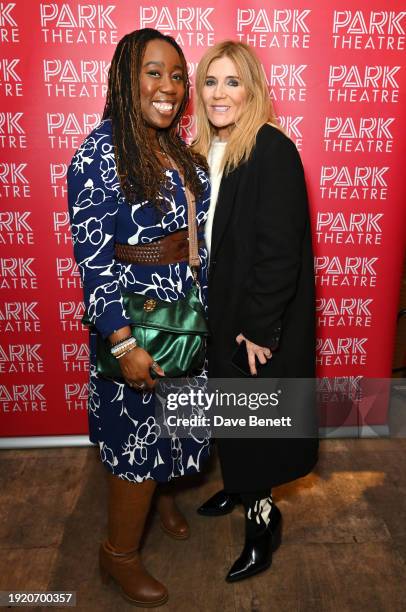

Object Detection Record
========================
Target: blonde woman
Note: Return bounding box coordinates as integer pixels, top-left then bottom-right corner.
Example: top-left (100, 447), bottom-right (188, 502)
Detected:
top-left (194, 41), bottom-right (318, 582)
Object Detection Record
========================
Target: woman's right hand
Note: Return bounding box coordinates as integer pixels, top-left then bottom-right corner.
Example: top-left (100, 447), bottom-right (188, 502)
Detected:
top-left (119, 346), bottom-right (165, 391)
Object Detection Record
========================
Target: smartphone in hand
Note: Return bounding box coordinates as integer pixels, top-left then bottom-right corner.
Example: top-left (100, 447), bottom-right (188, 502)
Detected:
top-left (231, 341), bottom-right (259, 376)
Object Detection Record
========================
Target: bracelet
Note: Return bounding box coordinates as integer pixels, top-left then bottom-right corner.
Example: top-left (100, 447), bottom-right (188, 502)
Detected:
top-left (115, 345), bottom-right (137, 359)
top-left (111, 337), bottom-right (136, 351)
top-left (111, 342), bottom-right (136, 357)
top-left (111, 337), bottom-right (137, 356)
top-left (113, 344), bottom-right (138, 359)
top-left (110, 335), bottom-right (133, 348)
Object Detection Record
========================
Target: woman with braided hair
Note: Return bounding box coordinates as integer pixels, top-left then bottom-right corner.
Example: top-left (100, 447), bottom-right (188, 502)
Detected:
top-left (67, 29), bottom-right (210, 607)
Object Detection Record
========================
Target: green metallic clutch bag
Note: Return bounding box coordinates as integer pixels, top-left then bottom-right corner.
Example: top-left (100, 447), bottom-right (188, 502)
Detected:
top-left (82, 285), bottom-right (208, 379)
top-left (82, 158), bottom-right (208, 380)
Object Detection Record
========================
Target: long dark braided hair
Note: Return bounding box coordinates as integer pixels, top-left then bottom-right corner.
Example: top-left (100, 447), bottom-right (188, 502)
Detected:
top-left (103, 28), bottom-right (207, 208)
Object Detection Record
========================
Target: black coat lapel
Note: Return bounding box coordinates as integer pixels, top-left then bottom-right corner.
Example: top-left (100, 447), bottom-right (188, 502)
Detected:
top-left (210, 166), bottom-right (241, 259)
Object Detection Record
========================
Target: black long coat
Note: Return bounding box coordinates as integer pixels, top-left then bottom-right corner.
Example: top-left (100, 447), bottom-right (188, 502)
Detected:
top-left (207, 124), bottom-right (319, 493)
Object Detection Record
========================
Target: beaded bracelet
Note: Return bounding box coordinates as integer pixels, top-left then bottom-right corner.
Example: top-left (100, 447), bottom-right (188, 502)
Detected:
top-left (110, 335), bottom-right (133, 348)
top-left (112, 345), bottom-right (137, 360)
top-left (111, 337), bottom-right (137, 356)
top-left (115, 345), bottom-right (137, 359)
top-left (111, 344), bottom-right (135, 357)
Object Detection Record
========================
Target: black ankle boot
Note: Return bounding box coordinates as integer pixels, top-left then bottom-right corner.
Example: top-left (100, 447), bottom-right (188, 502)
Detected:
top-left (226, 504), bottom-right (282, 583)
top-left (197, 490), bottom-right (240, 516)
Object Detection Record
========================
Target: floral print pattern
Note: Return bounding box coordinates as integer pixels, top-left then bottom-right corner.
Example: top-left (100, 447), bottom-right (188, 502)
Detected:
top-left (67, 119), bottom-right (211, 482)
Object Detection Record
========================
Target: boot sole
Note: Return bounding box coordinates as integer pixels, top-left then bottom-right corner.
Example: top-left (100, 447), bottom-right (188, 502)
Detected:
top-left (225, 517), bottom-right (283, 583)
top-left (122, 590), bottom-right (169, 607)
top-left (100, 566), bottom-right (168, 607)
top-left (226, 560), bottom-right (272, 583)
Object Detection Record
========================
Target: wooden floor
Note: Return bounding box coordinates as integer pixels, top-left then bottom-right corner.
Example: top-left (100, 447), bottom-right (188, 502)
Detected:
top-left (1, 439), bottom-right (406, 611)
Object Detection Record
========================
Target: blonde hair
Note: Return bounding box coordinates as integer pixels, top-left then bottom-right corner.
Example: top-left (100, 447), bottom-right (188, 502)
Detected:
top-left (193, 41), bottom-right (279, 174)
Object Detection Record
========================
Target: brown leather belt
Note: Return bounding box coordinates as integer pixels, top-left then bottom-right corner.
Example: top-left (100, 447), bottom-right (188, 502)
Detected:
top-left (115, 229), bottom-right (204, 266)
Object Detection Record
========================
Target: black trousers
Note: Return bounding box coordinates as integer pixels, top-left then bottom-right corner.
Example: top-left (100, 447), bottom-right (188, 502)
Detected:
top-left (217, 437), bottom-right (319, 493)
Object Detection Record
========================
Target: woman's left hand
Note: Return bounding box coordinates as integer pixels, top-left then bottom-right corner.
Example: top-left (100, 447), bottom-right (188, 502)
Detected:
top-left (236, 333), bottom-right (272, 376)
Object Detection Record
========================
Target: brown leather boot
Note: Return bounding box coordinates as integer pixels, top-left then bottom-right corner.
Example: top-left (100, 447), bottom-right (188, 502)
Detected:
top-left (157, 486), bottom-right (190, 540)
top-left (99, 473), bottom-right (168, 607)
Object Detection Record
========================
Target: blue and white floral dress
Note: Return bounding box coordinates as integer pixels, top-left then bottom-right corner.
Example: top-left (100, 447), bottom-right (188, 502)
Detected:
top-left (67, 119), bottom-right (211, 483)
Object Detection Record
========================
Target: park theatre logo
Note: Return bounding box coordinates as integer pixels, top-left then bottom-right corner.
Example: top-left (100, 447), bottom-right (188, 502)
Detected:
top-left (64, 382), bottom-right (88, 411)
top-left (236, 8), bottom-right (311, 48)
top-left (316, 298), bottom-right (373, 329)
top-left (0, 211), bottom-right (34, 246)
top-left (0, 162), bottom-right (30, 198)
top-left (316, 337), bottom-right (368, 367)
top-left (0, 112), bottom-right (26, 149)
top-left (0, 343), bottom-right (44, 374)
top-left (0, 257), bottom-right (37, 290)
top-left (43, 58), bottom-right (109, 98)
top-left (62, 343), bottom-right (89, 373)
top-left (40, 3), bottom-right (118, 44)
top-left (0, 384), bottom-right (47, 414)
top-left (316, 212), bottom-right (383, 246)
top-left (0, 3), bottom-right (19, 43)
top-left (0, 58), bottom-right (22, 96)
top-left (328, 65), bottom-right (401, 103)
top-left (47, 112), bottom-right (101, 149)
top-left (314, 256), bottom-right (378, 288)
top-left (49, 163), bottom-right (67, 199)
top-left (139, 5), bottom-right (215, 47)
top-left (320, 166), bottom-right (389, 200)
top-left (265, 63), bottom-right (308, 102)
top-left (53, 211), bottom-right (73, 245)
top-left (324, 117), bottom-right (395, 154)
top-left (278, 116), bottom-right (303, 149)
top-left (59, 301), bottom-right (86, 331)
top-left (332, 10), bottom-right (405, 50)
top-left (0, 301), bottom-right (40, 333)
top-left (56, 257), bottom-right (82, 290)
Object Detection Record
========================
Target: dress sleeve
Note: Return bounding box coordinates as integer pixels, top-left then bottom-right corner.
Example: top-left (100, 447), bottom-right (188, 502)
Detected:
top-left (67, 126), bottom-right (131, 339)
top-left (238, 130), bottom-right (312, 348)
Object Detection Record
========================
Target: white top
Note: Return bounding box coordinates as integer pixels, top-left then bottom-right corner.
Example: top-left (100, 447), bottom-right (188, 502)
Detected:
top-left (205, 140), bottom-right (227, 257)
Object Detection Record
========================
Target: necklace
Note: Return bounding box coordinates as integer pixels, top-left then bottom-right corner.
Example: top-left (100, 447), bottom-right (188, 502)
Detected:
top-left (154, 150), bottom-right (172, 171)
top-left (154, 149), bottom-right (169, 158)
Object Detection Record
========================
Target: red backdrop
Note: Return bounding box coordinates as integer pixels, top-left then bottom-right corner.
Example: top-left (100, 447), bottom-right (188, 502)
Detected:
top-left (1, 1), bottom-right (405, 437)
